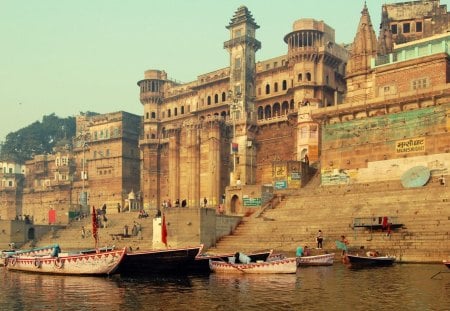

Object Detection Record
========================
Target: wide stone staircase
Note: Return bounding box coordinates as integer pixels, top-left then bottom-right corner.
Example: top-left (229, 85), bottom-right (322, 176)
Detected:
top-left (209, 178), bottom-right (449, 263)
top-left (25, 211), bottom-right (155, 252)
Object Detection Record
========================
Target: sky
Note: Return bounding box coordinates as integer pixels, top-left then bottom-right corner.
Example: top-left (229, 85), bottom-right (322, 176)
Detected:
top-left (2, 0), bottom-right (448, 142)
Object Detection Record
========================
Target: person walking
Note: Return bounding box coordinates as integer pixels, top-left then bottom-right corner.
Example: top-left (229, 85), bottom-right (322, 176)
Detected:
top-left (81, 226), bottom-right (86, 239)
top-left (316, 230), bottom-right (323, 249)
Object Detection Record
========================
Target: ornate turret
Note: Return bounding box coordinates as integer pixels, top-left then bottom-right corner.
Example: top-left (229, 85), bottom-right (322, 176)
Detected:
top-left (346, 2), bottom-right (378, 78)
top-left (224, 6), bottom-right (260, 186)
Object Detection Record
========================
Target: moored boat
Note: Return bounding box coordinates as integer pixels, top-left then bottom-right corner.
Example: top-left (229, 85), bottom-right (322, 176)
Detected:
top-left (443, 259), bottom-right (450, 269)
top-left (6, 248), bottom-right (126, 275)
top-left (1, 244), bottom-right (60, 267)
top-left (209, 257), bottom-right (297, 274)
top-left (117, 245), bottom-right (203, 276)
top-left (345, 253), bottom-right (395, 268)
top-left (297, 253), bottom-right (335, 267)
top-left (188, 250), bottom-right (273, 274)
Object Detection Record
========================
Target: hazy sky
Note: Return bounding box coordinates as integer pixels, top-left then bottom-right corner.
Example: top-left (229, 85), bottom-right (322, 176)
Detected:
top-left (2, 0), bottom-right (447, 142)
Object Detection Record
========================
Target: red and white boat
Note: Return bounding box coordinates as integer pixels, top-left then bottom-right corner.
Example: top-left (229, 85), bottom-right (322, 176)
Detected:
top-left (297, 253), bottom-right (335, 266)
top-left (6, 247), bottom-right (126, 276)
top-left (209, 257), bottom-right (297, 274)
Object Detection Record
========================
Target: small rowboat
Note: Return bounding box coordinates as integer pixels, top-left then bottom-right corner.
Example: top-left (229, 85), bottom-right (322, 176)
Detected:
top-left (443, 260), bottom-right (450, 269)
top-left (6, 247), bottom-right (126, 276)
top-left (297, 253), bottom-right (335, 266)
top-left (346, 254), bottom-right (395, 268)
top-left (1, 244), bottom-right (60, 267)
top-left (209, 257), bottom-right (297, 274)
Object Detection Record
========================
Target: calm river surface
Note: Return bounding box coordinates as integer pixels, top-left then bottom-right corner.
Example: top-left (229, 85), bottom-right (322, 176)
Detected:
top-left (1, 264), bottom-right (449, 311)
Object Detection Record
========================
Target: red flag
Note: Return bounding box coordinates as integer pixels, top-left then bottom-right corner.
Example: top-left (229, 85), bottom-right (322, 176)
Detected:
top-left (231, 142), bottom-right (238, 153)
top-left (161, 214), bottom-right (168, 247)
top-left (92, 206), bottom-right (98, 248)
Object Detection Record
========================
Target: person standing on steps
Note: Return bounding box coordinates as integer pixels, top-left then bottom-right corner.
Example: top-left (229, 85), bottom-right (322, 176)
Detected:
top-left (316, 230), bottom-right (323, 249)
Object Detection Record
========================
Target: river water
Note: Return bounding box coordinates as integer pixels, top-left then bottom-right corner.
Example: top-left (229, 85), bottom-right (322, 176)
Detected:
top-left (1, 264), bottom-right (449, 311)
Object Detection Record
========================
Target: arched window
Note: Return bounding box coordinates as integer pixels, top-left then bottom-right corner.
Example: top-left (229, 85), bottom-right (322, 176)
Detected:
top-left (220, 111), bottom-right (227, 119)
top-left (290, 99), bottom-right (295, 110)
top-left (306, 72), bottom-right (311, 81)
top-left (282, 80), bottom-right (287, 90)
top-left (298, 73), bottom-right (302, 81)
top-left (151, 112), bottom-right (156, 119)
top-left (151, 134), bottom-right (156, 139)
top-left (146, 112), bottom-right (149, 119)
top-left (281, 101), bottom-right (289, 115)
top-left (257, 106), bottom-right (264, 120)
top-left (174, 107), bottom-right (178, 116)
top-left (274, 82), bottom-right (278, 92)
top-left (273, 103), bottom-right (281, 117)
top-left (222, 92), bottom-right (226, 102)
top-left (265, 84), bottom-right (270, 94)
top-left (264, 105), bottom-right (272, 119)
top-left (207, 96), bottom-right (211, 105)
top-left (168, 109), bottom-right (171, 117)
top-left (214, 94), bottom-right (219, 104)
top-left (181, 106), bottom-right (185, 114)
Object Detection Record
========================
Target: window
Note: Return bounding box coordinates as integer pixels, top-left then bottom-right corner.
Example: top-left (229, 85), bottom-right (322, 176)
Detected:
top-left (181, 106), bottom-right (185, 114)
top-left (174, 107), bottom-right (178, 116)
top-left (282, 80), bottom-right (287, 90)
top-left (207, 96), bottom-right (211, 105)
top-left (146, 112), bottom-right (149, 119)
top-left (235, 57), bottom-right (241, 69)
top-left (274, 82), bottom-right (278, 92)
top-left (214, 94), bottom-right (219, 104)
top-left (235, 29), bottom-right (241, 38)
top-left (168, 109), bottom-right (171, 117)
top-left (391, 24), bottom-right (397, 34)
top-left (298, 73), bottom-right (303, 81)
top-left (416, 21), bottom-right (422, 32)
top-left (403, 23), bottom-right (410, 33)
top-left (412, 78), bottom-right (428, 90)
top-left (151, 112), bottom-right (156, 119)
top-left (306, 72), bottom-right (312, 81)
top-left (222, 92), bottom-right (226, 102)
top-left (265, 84), bottom-right (270, 94)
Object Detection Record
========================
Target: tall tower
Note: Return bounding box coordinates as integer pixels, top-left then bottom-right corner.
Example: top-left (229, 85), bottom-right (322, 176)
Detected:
top-left (345, 3), bottom-right (378, 104)
top-left (138, 70), bottom-right (166, 210)
top-left (224, 6), bottom-right (260, 185)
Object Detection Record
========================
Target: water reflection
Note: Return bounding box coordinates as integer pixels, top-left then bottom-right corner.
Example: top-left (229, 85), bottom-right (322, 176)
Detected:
top-left (1, 264), bottom-right (449, 311)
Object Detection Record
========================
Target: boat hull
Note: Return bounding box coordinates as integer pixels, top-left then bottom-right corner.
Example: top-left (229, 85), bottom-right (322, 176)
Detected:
top-left (297, 253), bottom-right (335, 266)
top-left (346, 254), bottom-right (395, 268)
top-left (188, 250), bottom-right (273, 274)
top-left (1, 245), bottom-right (60, 267)
top-left (117, 245), bottom-right (203, 275)
top-left (209, 257), bottom-right (297, 274)
top-left (6, 248), bottom-right (126, 275)
top-left (443, 260), bottom-right (450, 269)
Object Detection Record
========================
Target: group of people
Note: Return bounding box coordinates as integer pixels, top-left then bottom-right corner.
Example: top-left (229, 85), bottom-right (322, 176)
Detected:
top-left (296, 230), bottom-right (350, 257)
top-left (162, 199), bottom-right (188, 209)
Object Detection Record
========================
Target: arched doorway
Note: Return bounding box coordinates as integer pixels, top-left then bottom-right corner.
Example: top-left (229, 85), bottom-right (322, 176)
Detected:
top-left (27, 227), bottom-right (35, 240)
top-left (230, 194), bottom-right (240, 214)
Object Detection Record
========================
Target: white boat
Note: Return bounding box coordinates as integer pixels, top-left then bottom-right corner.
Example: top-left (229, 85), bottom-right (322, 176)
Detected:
top-left (296, 253), bottom-right (335, 266)
top-left (209, 257), bottom-right (297, 274)
top-left (6, 247), bottom-right (126, 276)
top-left (1, 244), bottom-right (60, 267)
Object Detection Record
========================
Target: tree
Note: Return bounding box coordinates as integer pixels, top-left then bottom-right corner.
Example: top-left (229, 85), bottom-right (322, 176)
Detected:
top-left (0, 114), bottom-right (76, 163)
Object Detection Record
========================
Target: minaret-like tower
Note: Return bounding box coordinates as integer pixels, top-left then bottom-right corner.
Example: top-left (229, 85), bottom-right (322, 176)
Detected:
top-left (224, 6), bottom-right (260, 185)
top-left (378, 4), bottom-right (394, 55)
top-left (345, 2), bottom-right (378, 103)
top-left (138, 70), bottom-right (166, 210)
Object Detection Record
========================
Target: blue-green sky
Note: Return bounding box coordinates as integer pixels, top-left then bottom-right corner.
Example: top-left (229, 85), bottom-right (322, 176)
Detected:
top-left (1, 0), bottom-right (446, 142)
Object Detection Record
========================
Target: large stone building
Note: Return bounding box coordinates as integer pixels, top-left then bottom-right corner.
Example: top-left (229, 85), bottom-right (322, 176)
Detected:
top-left (137, 1), bottom-right (449, 213)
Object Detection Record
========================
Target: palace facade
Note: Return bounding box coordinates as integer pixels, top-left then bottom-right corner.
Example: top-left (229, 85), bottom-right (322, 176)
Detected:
top-left (138, 1), bottom-right (450, 213)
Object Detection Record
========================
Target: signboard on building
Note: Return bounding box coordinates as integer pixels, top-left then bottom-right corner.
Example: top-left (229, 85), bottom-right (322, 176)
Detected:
top-left (396, 137), bottom-right (425, 154)
top-left (243, 197), bottom-right (261, 207)
top-left (274, 180), bottom-right (287, 189)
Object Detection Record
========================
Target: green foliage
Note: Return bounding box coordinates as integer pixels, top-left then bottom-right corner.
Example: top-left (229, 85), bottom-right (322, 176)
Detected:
top-left (0, 114), bottom-right (76, 163)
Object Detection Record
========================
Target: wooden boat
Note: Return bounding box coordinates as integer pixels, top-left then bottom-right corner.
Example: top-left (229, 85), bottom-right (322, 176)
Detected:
top-left (209, 257), bottom-right (297, 274)
top-left (1, 244), bottom-right (60, 267)
top-left (6, 247), bottom-right (126, 275)
top-left (187, 250), bottom-right (273, 274)
top-left (443, 260), bottom-right (450, 269)
top-left (345, 253), bottom-right (395, 268)
top-left (297, 253), bottom-right (335, 267)
top-left (117, 245), bottom-right (203, 276)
